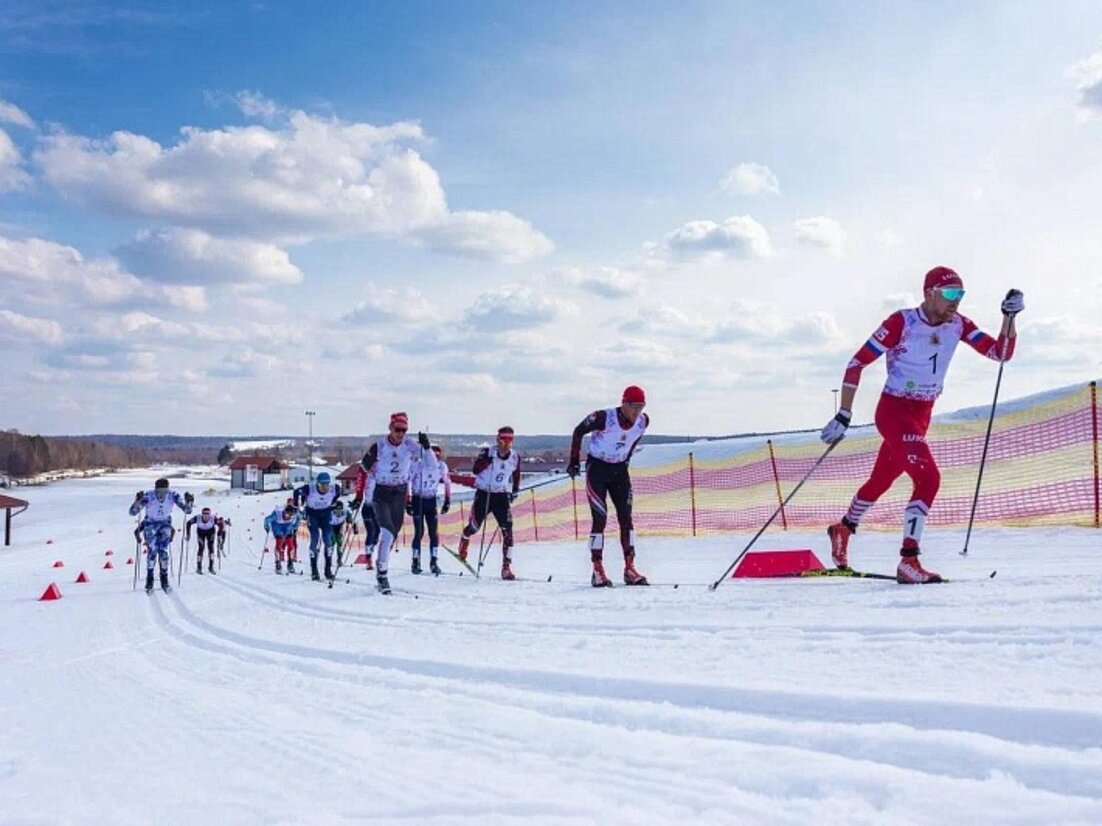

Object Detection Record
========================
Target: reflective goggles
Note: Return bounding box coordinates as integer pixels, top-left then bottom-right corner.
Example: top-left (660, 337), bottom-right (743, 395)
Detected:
top-left (933, 286), bottom-right (965, 301)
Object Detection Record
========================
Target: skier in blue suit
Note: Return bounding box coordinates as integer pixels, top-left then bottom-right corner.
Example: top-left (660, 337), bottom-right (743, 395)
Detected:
top-left (293, 471), bottom-right (342, 581)
top-left (130, 478), bottom-right (192, 593)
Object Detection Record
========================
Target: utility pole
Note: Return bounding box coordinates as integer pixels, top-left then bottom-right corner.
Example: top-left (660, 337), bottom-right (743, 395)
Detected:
top-left (305, 410), bottom-right (316, 483)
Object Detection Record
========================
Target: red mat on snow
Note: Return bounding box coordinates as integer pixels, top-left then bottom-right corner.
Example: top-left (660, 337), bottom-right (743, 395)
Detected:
top-left (732, 549), bottom-right (825, 578)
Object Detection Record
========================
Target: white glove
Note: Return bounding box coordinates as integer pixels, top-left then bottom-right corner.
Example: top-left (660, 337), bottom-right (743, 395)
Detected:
top-left (820, 410), bottom-right (851, 444)
top-left (1001, 289), bottom-right (1024, 317)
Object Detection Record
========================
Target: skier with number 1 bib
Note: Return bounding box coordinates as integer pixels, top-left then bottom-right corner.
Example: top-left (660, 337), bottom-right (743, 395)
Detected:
top-left (568, 385), bottom-right (650, 587)
top-left (821, 266), bottom-right (1022, 583)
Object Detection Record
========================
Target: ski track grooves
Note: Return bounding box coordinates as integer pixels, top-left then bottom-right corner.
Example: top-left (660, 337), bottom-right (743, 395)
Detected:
top-left (151, 583), bottom-right (1102, 756)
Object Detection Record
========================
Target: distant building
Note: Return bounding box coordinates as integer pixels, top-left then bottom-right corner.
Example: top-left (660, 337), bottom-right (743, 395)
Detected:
top-left (336, 464), bottom-right (361, 492)
top-left (288, 465), bottom-right (312, 488)
top-left (228, 457), bottom-right (287, 492)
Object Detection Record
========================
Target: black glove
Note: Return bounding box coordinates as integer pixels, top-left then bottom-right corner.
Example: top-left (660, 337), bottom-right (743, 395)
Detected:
top-left (184, 491), bottom-right (194, 504)
top-left (405, 501), bottom-right (415, 515)
top-left (418, 431), bottom-right (431, 450)
top-left (135, 490), bottom-right (144, 501)
top-left (1001, 288), bottom-right (1024, 317)
top-left (350, 498), bottom-right (362, 511)
top-left (566, 459), bottom-right (581, 478)
top-left (441, 500), bottom-right (450, 514)
top-left (508, 492), bottom-right (518, 504)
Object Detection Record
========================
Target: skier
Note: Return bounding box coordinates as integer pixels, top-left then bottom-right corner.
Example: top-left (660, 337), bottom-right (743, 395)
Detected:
top-left (355, 412), bottom-right (431, 594)
top-left (329, 499), bottom-right (349, 564)
top-left (407, 443), bottom-right (452, 575)
top-left (349, 466), bottom-right (379, 570)
top-left (129, 478), bottom-right (193, 593)
top-left (456, 426), bottom-right (520, 581)
top-left (215, 515), bottom-right (232, 555)
top-left (185, 507), bottom-right (219, 574)
top-left (567, 385), bottom-right (650, 587)
top-left (293, 471), bottom-right (342, 582)
top-left (820, 266), bottom-right (1023, 583)
top-left (263, 503), bottom-right (301, 574)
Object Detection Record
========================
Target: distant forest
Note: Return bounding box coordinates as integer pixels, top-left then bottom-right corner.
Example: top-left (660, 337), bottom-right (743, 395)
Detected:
top-left (0, 430), bottom-right (151, 478)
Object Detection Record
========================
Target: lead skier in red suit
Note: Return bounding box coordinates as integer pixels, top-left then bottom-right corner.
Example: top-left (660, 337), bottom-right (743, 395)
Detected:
top-left (820, 267), bottom-right (1023, 583)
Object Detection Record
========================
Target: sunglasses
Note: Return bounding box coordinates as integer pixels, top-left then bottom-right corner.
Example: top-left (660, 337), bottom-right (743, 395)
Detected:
top-left (391, 427), bottom-right (407, 433)
top-left (933, 286), bottom-right (965, 301)
top-left (624, 402), bottom-right (646, 411)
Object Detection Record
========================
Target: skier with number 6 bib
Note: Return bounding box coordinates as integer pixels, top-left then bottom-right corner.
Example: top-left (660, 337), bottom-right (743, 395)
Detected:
top-left (456, 427), bottom-right (520, 580)
top-left (820, 266), bottom-right (1022, 583)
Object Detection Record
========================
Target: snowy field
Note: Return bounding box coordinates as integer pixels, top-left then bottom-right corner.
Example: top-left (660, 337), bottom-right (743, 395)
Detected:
top-left (2, 469), bottom-right (1101, 825)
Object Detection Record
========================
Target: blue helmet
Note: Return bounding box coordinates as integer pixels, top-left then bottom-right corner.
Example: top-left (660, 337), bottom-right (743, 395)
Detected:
top-left (316, 471), bottom-right (332, 485)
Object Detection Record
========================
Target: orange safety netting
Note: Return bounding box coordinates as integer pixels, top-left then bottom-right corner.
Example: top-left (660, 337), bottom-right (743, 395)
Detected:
top-left (428, 381), bottom-right (1101, 545)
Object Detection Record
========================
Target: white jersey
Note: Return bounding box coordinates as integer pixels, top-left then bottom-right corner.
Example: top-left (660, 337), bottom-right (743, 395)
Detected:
top-left (372, 437), bottom-right (421, 486)
top-left (475, 450), bottom-right (520, 493)
top-left (587, 407), bottom-right (648, 464)
top-left (194, 513), bottom-right (217, 531)
top-left (137, 490), bottom-right (187, 521)
top-left (882, 309), bottom-right (966, 401)
top-left (330, 510), bottom-right (347, 527)
top-left (411, 453), bottom-right (446, 498)
top-left (303, 483), bottom-right (338, 510)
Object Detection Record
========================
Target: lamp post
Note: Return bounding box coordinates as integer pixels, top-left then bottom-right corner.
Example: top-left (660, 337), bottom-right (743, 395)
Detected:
top-left (305, 410), bottom-right (316, 483)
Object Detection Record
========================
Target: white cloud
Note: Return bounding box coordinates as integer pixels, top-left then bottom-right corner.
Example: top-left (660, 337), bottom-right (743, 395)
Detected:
top-left (463, 284), bottom-right (575, 331)
top-left (116, 227), bottom-right (303, 285)
top-left (208, 348), bottom-right (282, 378)
top-left (620, 306), bottom-right (698, 337)
top-left (0, 234), bottom-right (207, 310)
top-left (0, 128), bottom-right (31, 192)
top-left (660, 216), bottom-right (773, 260)
top-left (342, 284), bottom-right (435, 325)
top-left (721, 162), bottom-right (780, 196)
top-left (880, 292), bottom-right (917, 312)
top-left (234, 90), bottom-right (282, 120)
top-left (418, 210), bottom-right (553, 264)
top-left (793, 216), bottom-right (847, 256)
top-left (557, 266), bottom-right (642, 298)
top-left (0, 308), bottom-right (63, 344)
top-left (0, 100), bottom-right (34, 129)
top-left (1073, 49), bottom-right (1102, 115)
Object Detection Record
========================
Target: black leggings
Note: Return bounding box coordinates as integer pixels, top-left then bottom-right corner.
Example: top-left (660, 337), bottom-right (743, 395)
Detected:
top-left (585, 457), bottom-right (635, 559)
top-left (411, 496), bottom-right (439, 552)
top-left (462, 490), bottom-right (514, 552)
top-left (361, 502), bottom-right (380, 547)
top-left (195, 529), bottom-right (216, 559)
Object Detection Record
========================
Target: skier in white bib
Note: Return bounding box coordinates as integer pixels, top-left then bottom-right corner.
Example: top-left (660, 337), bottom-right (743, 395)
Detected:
top-left (129, 478), bottom-right (193, 593)
top-left (456, 426), bottom-right (521, 580)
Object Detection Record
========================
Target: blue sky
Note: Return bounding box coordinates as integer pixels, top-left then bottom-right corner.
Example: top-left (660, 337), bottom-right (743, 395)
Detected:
top-left (2, 1), bottom-right (1102, 437)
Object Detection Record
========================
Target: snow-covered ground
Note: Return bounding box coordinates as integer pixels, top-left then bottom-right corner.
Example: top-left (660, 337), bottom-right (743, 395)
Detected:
top-left (2, 470), bottom-right (1101, 825)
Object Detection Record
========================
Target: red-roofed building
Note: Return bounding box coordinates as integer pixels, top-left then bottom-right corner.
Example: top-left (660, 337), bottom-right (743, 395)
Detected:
top-left (0, 492), bottom-right (29, 546)
top-left (228, 457), bottom-right (288, 492)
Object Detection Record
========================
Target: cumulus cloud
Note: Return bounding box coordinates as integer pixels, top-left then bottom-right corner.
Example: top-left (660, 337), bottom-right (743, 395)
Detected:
top-left (0, 129), bottom-right (31, 192)
top-left (234, 90), bottom-right (282, 120)
top-left (0, 100), bottom-right (34, 129)
top-left (342, 284), bottom-right (435, 325)
top-left (33, 104), bottom-right (552, 263)
top-left (463, 284), bottom-right (575, 331)
top-left (0, 308), bottom-right (63, 344)
top-left (208, 348), bottom-right (281, 378)
top-left (659, 216), bottom-right (773, 261)
top-left (116, 228), bottom-right (303, 285)
top-left (721, 162), bottom-right (780, 196)
top-left (557, 266), bottom-right (642, 298)
top-left (1073, 48), bottom-right (1102, 115)
top-left (418, 210), bottom-right (553, 264)
top-left (620, 306), bottom-right (698, 338)
top-left (0, 234), bottom-right (207, 310)
top-left (793, 216), bottom-right (847, 256)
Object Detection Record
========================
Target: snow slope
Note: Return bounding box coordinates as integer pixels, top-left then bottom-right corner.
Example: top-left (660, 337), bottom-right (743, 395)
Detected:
top-left (2, 470), bottom-right (1101, 825)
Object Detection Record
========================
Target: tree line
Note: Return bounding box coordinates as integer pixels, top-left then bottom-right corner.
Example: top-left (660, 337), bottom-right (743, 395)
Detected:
top-left (0, 430), bottom-right (152, 478)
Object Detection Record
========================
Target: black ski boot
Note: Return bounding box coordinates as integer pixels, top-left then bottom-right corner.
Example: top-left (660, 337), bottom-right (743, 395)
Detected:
top-left (145, 571), bottom-right (154, 594)
top-left (310, 558), bottom-right (321, 581)
top-left (429, 556), bottom-right (441, 576)
top-left (324, 556), bottom-right (334, 581)
top-left (376, 571), bottom-right (392, 595)
top-left (287, 560), bottom-right (296, 575)
top-left (411, 556), bottom-right (422, 575)
top-left (208, 560), bottom-right (216, 575)
top-left (160, 570), bottom-right (171, 592)
top-left (196, 558), bottom-right (203, 575)
top-left (275, 559), bottom-right (283, 574)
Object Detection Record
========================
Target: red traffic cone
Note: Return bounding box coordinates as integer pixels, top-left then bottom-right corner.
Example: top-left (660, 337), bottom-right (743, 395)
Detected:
top-left (103, 560), bottom-right (114, 570)
top-left (46, 539), bottom-right (54, 545)
top-left (76, 571), bottom-right (90, 583)
top-left (105, 549), bottom-right (114, 556)
top-left (39, 582), bottom-right (62, 601)
top-left (125, 557), bottom-right (134, 564)
top-left (52, 560), bottom-right (64, 568)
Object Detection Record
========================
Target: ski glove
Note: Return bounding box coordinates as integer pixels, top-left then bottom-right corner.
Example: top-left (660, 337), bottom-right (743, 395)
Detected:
top-left (135, 490), bottom-right (144, 501)
top-left (417, 431), bottom-right (431, 450)
top-left (349, 498), bottom-right (362, 511)
top-left (566, 459), bottom-right (581, 478)
top-left (820, 409), bottom-right (852, 444)
top-left (508, 492), bottom-right (518, 504)
top-left (441, 500), bottom-right (450, 514)
top-left (1001, 288), bottom-right (1024, 317)
top-left (405, 501), bottom-right (415, 516)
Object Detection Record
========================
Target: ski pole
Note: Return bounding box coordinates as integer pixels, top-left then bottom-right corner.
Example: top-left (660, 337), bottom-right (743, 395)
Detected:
top-left (258, 531), bottom-right (269, 570)
top-left (518, 474), bottom-right (574, 494)
top-left (132, 535), bottom-right (140, 591)
top-left (961, 313), bottom-right (1016, 555)
top-left (477, 526), bottom-right (499, 578)
top-left (710, 441), bottom-right (838, 590)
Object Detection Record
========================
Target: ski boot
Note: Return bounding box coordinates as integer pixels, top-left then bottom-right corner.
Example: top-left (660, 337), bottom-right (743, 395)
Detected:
top-left (591, 561), bottom-right (613, 588)
top-left (145, 571), bottom-right (155, 594)
top-left (310, 559), bottom-right (321, 582)
top-left (160, 570), bottom-right (171, 592)
top-left (275, 559), bottom-right (283, 574)
top-left (411, 556), bottom-right (422, 575)
top-left (896, 549), bottom-right (942, 584)
top-left (376, 571), bottom-right (392, 595)
top-left (287, 559), bottom-right (296, 575)
top-left (826, 518), bottom-right (857, 569)
top-left (623, 555), bottom-right (649, 586)
top-left (364, 551), bottom-right (374, 571)
top-left (208, 560), bottom-right (216, 575)
top-left (324, 557), bottom-right (334, 581)
top-left (196, 559), bottom-right (203, 575)
top-left (501, 559), bottom-right (516, 581)
top-left (429, 556), bottom-right (441, 576)
top-left (457, 535), bottom-right (470, 561)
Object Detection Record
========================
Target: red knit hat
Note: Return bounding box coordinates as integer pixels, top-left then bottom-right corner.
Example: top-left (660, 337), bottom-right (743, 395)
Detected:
top-left (389, 411), bottom-right (409, 429)
top-left (621, 385), bottom-right (646, 405)
top-left (923, 266), bottom-right (963, 291)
